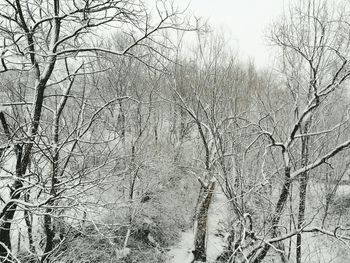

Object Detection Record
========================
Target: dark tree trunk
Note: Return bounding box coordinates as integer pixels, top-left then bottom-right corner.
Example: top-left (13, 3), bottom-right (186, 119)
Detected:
top-left (24, 210), bottom-right (35, 253)
top-left (41, 207), bottom-right (55, 263)
top-left (250, 167), bottom-right (292, 263)
top-left (117, 99), bottom-right (126, 140)
top-left (296, 123), bottom-right (311, 263)
top-left (192, 181), bottom-right (215, 262)
top-left (24, 193), bottom-right (35, 254)
top-left (0, 144), bottom-right (23, 262)
top-left (42, 109), bottom-right (62, 263)
top-left (0, 192), bottom-right (21, 262)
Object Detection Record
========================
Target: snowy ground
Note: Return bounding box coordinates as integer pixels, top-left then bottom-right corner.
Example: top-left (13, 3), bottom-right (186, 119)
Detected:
top-left (167, 188), bottom-right (229, 263)
top-left (167, 230), bottom-right (194, 263)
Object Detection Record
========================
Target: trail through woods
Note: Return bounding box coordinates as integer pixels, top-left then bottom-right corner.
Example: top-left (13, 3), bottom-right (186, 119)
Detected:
top-left (167, 188), bottom-right (228, 263)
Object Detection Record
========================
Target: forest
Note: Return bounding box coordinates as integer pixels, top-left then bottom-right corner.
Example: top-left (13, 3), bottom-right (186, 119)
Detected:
top-left (1, 0), bottom-right (350, 262)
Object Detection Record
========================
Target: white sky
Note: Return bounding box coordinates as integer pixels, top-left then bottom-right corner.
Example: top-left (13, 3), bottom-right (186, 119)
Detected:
top-left (176, 0), bottom-right (286, 68)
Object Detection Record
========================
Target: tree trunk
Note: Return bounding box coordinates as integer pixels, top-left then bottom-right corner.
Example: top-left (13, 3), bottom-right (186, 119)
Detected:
top-left (296, 123), bottom-right (311, 263)
top-left (0, 144), bottom-right (23, 262)
top-left (192, 181), bottom-right (215, 262)
top-left (24, 194), bottom-right (35, 254)
top-left (117, 99), bottom-right (126, 141)
top-left (0, 192), bottom-right (21, 263)
top-left (41, 207), bottom-right (55, 263)
top-left (250, 167), bottom-right (292, 263)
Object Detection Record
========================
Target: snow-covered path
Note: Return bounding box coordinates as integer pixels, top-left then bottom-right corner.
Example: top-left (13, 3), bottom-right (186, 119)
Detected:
top-left (167, 230), bottom-right (195, 263)
top-left (167, 188), bottom-right (229, 263)
top-left (206, 190), bottom-right (228, 261)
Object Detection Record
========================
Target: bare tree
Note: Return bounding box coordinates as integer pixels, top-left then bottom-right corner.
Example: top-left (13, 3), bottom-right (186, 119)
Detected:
top-left (246, 1), bottom-right (350, 262)
top-left (168, 33), bottom-right (261, 262)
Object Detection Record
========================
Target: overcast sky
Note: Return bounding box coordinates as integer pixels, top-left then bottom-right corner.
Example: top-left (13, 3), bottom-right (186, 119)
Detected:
top-left (176, 0), bottom-right (286, 68)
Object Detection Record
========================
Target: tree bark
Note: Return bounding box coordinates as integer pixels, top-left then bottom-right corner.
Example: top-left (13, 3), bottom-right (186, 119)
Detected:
top-left (296, 122), bottom-right (311, 263)
top-left (24, 193), bottom-right (35, 254)
top-left (0, 188), bottom-right (21, 263)
top-left (192, 181), bottom-right (215, 262)
top-left (250, 167), bottom-right (292, 263)
top-left (0, 143), bottom-right (23, 263)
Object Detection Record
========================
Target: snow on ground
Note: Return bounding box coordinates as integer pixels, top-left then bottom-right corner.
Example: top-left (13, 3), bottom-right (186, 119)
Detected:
top-left (167, 187), bottom-right (229, 263)
top-left (206, 190), bottom-right (228, 261)
top-left (167, 230), bottom-right (194, 263)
